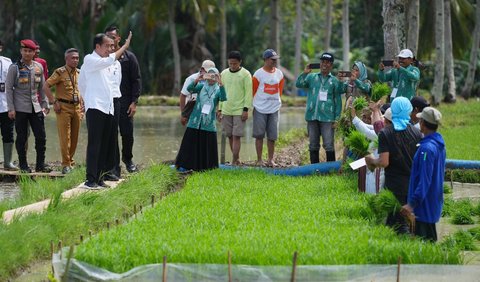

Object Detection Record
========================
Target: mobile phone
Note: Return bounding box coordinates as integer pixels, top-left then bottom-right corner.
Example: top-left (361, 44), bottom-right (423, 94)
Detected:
top-left (382, 60), bottom-right (394, 67)
top-left (203, 73), bottom-right (215, 80)
top-left (308, 63), bottom-right (321, 69)
top-left (338, 71), bottom-right (352, 78)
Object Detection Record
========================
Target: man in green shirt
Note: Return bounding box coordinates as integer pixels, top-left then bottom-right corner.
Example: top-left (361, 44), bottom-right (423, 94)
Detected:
top-left (296, 52), bottom-right (344, 163)
top-left (218, 51), bottom-right (252, 165)
top-left (378, 49), bottom-right (420, 101)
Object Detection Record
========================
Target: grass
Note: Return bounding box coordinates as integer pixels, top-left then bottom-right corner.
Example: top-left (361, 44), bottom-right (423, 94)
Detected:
top-left (0, 167), bottom-right (85, 215)
top-left (75, 170), bottom-right (460, 273)
top-left (0, 165), bottom-right (178, 281)
top-left (437, 99), bottom-right (480, 160)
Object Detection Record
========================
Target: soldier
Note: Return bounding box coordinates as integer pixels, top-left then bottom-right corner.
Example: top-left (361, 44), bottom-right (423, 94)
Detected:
top-left (0, 40), bottom-right (18, 170)
top-left (43, 48), bottom-right (82, 174)
top-left (5, 39), bottom-right (51, 173)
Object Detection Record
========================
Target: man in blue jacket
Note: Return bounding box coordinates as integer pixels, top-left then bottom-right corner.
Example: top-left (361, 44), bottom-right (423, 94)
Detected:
top-left (401, 107), bottom-right (446, 241)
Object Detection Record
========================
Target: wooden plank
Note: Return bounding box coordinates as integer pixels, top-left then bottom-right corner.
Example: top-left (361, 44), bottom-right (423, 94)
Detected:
top-left (2, 179), bottom-right (124, 224)
top-left (0, 167), bottom-right (64, 178)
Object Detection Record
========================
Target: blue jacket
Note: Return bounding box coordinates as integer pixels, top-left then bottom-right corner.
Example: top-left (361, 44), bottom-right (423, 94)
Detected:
top-left (407, 132), bottom-right (446, 223)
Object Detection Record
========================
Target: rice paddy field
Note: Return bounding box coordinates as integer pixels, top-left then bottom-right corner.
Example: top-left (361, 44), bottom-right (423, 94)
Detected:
top-left (74, 170), bottom-right (461, 274)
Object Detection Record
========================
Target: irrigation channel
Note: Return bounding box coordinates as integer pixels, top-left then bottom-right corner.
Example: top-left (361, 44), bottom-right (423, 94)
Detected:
top-left (0, 106), bottom-right (307, 201)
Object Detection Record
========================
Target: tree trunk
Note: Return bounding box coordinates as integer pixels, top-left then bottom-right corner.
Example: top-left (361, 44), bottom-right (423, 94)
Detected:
top-left (220, 0), bottom-right (227, 71)
top-left (325, 0), bottom-right (333, 51)
top-left (431, 0), bottom-right (445, 105)
top-left (461, 0), bottom-right (480, 99)
top-left (444, 0), bottom-right (456, 102)
top-left (294, 0), bottom-right (303, 80)
top-left (406, 0), bottom-right (419, 54)
top-left (270, 0), bottom-right (280, 52)
top-left (168, 0), bottom-right (181, 95)
top-left (342, 0), bottom-right (350, 71)
top-left (382, 0), bottom-right (401, 60)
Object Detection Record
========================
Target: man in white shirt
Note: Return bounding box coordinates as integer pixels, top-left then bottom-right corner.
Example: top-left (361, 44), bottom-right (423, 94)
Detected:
top-left (0, 40), bottom-right (17, 170)
top-left (78, 32), bottom-right (132, 189)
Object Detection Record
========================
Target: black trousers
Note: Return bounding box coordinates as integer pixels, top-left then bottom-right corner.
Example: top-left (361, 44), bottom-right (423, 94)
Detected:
top-left (118, 101), bottom-right (134, 163)
top-left (0, 112), bottom-right (14, 143)
top-left (14, 111), bottom-right (46, 166)
top-left (111, 99), bottom-right (121, 176)
top-left (415, 220), bottom-right (437, 242)
top-left (86, 109), bottom-right (114, 183)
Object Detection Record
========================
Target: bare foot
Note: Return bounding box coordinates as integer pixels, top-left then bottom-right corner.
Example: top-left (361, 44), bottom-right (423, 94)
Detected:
top-left (232, 160), bottom-right (242, 166)
top-left (255, 160), bottom-right (265, 167)
top-left (266, 160), bottom-right (277, 167)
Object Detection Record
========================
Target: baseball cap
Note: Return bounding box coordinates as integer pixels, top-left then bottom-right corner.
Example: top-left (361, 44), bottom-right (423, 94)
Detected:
top-left (416, 107), bottom-right (442, 125)
top-left (263, 49), bottom-right (280, 59)
top-left (397, 49), bottom-right (414, 58)
top-left (201, 60), bottom-right (215, 70)
top-left (410, 96), bottom-right (430, 111)
top-left (380, 103), bottom-right (391, 115)
top-left (20, 39), bottom-right (37, 50)
top-left (383, 108), bottom-right (392, 121)
top-left (320, 52), bottom-right (334, 63)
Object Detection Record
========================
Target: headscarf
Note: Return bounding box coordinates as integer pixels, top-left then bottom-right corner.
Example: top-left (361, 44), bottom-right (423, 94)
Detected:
top-left (391, 97), bottom-right (412, 131)
top-left (353, 61), bottom-right (368, 81)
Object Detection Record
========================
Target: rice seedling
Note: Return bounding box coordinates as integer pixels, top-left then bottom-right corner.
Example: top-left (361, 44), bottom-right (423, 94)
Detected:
top-left (352, 96), bottom-right (368, 112)
top-left (468, 226), bottom-right (480, 240)
top-left (344, 130), bottom-right (370, 157)
top-left (441, 230), bottom-right (478, 251)
top-left (75, 170), bottom-right (460, 273)
top-left (0, 165), bottom-right (178, 281)
top-left (451, 209), bottom-right (475, 225)
top-left (370, 82), bottom-right (391, 102)
top-left (442, 196), bottom-right (454, 217)
top-left (443, 183), bottom-right (453, 194)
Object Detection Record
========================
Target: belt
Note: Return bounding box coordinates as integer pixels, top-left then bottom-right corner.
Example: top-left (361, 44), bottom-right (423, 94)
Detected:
top-left (58, 98), bottom-right (78, 105)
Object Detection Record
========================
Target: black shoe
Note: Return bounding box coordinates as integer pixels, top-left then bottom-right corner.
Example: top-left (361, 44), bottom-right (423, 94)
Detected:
top-left (36, 165), bottom-right (53, 173)
top-left (124, 161), bottom-right (138, 173)
top-left (104, 173), bottom-right (120, 181)
top-left (62, 166), bottom-right (72, 174)
top-left (83, 181), bottom-right (99, 190)
top-left (98, 180), bottom-right (110, 188)
top-left (20, 166), bottom-right (32, 173)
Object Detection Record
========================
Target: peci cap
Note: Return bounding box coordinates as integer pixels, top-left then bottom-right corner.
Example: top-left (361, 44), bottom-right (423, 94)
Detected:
top-left (263, 49), bottom-right (280, 59)
top-left (201, 60), bottom-right (215, 70)
top-left (397, 49), bottom-right (414, 58)
top-left (20, 39), bottom-right (37, 50)
top-left (383, 108), bottom-right (392, 122)
top-left (416, 107), bottom-right (442, 125)
top-left (410, 96), bottom-right (430, 111)
top-left (320, 52), bottom-right (334, 63)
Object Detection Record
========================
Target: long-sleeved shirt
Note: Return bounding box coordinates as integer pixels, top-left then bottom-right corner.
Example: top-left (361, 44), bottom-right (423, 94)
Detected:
top-left (5, 60), bottom-right (47, 113)
top-left (408, 132), bottom-right (446, 223)
top-left (119, 50), bottom-right (141, 105)
top-left (296, 72), bottom-right (344, 122)
top-left (219, 67), bottom-right (252, 115)
top-left (79, 52), bottom-right (117, 115)
top-left (186, 82), bottom-right (227, 132)
top-left (377, 65), bottom-right (420, 100)
top-left (252, 67), bottom-right (284, 114)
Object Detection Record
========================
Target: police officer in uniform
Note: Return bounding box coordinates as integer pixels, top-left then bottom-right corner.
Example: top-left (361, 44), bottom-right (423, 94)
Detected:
top-left (0, 40), bottom-right (18, 170)
top-left (44, 48), bottom-right (82, 174)
top-left (5, 39), bottom-right (51, 173)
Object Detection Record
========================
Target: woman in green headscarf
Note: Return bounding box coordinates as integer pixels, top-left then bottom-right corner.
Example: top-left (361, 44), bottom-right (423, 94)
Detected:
top-left (345, 61), bottom-right (372, 101)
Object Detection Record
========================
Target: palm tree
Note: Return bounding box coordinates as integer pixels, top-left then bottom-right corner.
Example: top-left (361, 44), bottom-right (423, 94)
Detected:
top-left (294, 0), bottom-right (303, 79)
top-left (382, 0), bottom-right (401, 60)
top-left (444, 0), bottom-right (456, 102)
top-left (461, 0), bottom-right (480, 98)
top-left (431, 0), bottom-right (445, 104)
top-left (325, 0), bottom-right (333, 51)
top-left (406, 0), bottom-right (420, 54)
top-left (342, 0), bottom-right (350, 70)
top-left (168, 0), bottom-right (181, 94)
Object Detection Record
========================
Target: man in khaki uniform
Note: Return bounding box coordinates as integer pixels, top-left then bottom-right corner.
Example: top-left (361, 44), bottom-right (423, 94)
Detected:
top-left (44, 48), bottom-right (82, 174)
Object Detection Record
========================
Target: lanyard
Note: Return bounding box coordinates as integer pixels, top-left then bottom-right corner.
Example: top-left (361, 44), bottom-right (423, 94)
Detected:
top-left (66, 67), bottom-right (77, 95)
top-left (318, 75), bottom-right (331, 91)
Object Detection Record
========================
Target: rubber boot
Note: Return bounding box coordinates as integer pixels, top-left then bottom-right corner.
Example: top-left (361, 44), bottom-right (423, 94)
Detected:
top-left (3, 142), bottom-right (18, 171)
top-left (309, 150), bottom-right (320, 164)
top-left (326, 151), bottom-right (336, 162)
top-left (35, 139), bottom-right (51, 172)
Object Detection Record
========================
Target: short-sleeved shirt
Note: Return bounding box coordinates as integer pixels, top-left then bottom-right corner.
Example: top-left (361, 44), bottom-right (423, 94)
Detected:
top-left (378, 124), bottom-right (422, 200)
top-left (252, 67), bottom-right (284, 114)
top-left (46, 65), bottom-right (80, 103)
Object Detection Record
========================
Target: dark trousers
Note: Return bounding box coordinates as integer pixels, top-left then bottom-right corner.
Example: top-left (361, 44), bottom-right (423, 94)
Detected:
top-left (111, 99), bottom-right (121, 176)
top-left (415, 220), bottom-right (437, 242)
top-left (119, 102), bottom-right (134, 163)
top-left (0, 112), bottom-right (14, 143)
top-left (14, 111), bottom-right (46, 166)
top-left (86, 109), bottom-right (114, 183)
top-left (386, 194), bottom-right (410, 235)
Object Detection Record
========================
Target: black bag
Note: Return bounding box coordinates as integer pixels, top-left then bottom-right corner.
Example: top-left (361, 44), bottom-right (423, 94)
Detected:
top-left (181, 99), bottom-right (196, 119)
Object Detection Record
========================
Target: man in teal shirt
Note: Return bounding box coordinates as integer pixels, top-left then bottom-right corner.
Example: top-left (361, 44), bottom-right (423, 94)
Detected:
top-left (296, 52), bottom-right (344, 163)
top-left (378, 49), bottom-right (420, 101)
top-left (218, 51), bottom-right (252, 165)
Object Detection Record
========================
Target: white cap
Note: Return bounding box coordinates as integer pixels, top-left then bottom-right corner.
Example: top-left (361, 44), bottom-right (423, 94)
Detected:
top-left (383, 108), bottom-right (392, 121)
top-left (201, 60), bottom-right (215, 70)
top-left (397, 49), bottom-right (414, 58)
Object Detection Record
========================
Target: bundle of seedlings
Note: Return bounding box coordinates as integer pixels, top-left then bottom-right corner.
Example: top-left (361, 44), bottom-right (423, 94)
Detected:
top-left (367, 189), bottom-right (401, 215)
top-left (344, 130), bottom-right (370, 158)
top-left (352, 96), bottom-right (368, 111)
top-left (338, 108), bottom-right (355, 138)
top-left (370, 82), bottom-right (391, 102)
top-left (450, 198), bottom-right (477, 225)
top-left (468, 226), bottom-right (480, 240)
top-left (441, 230), bottom-right (478, 251)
